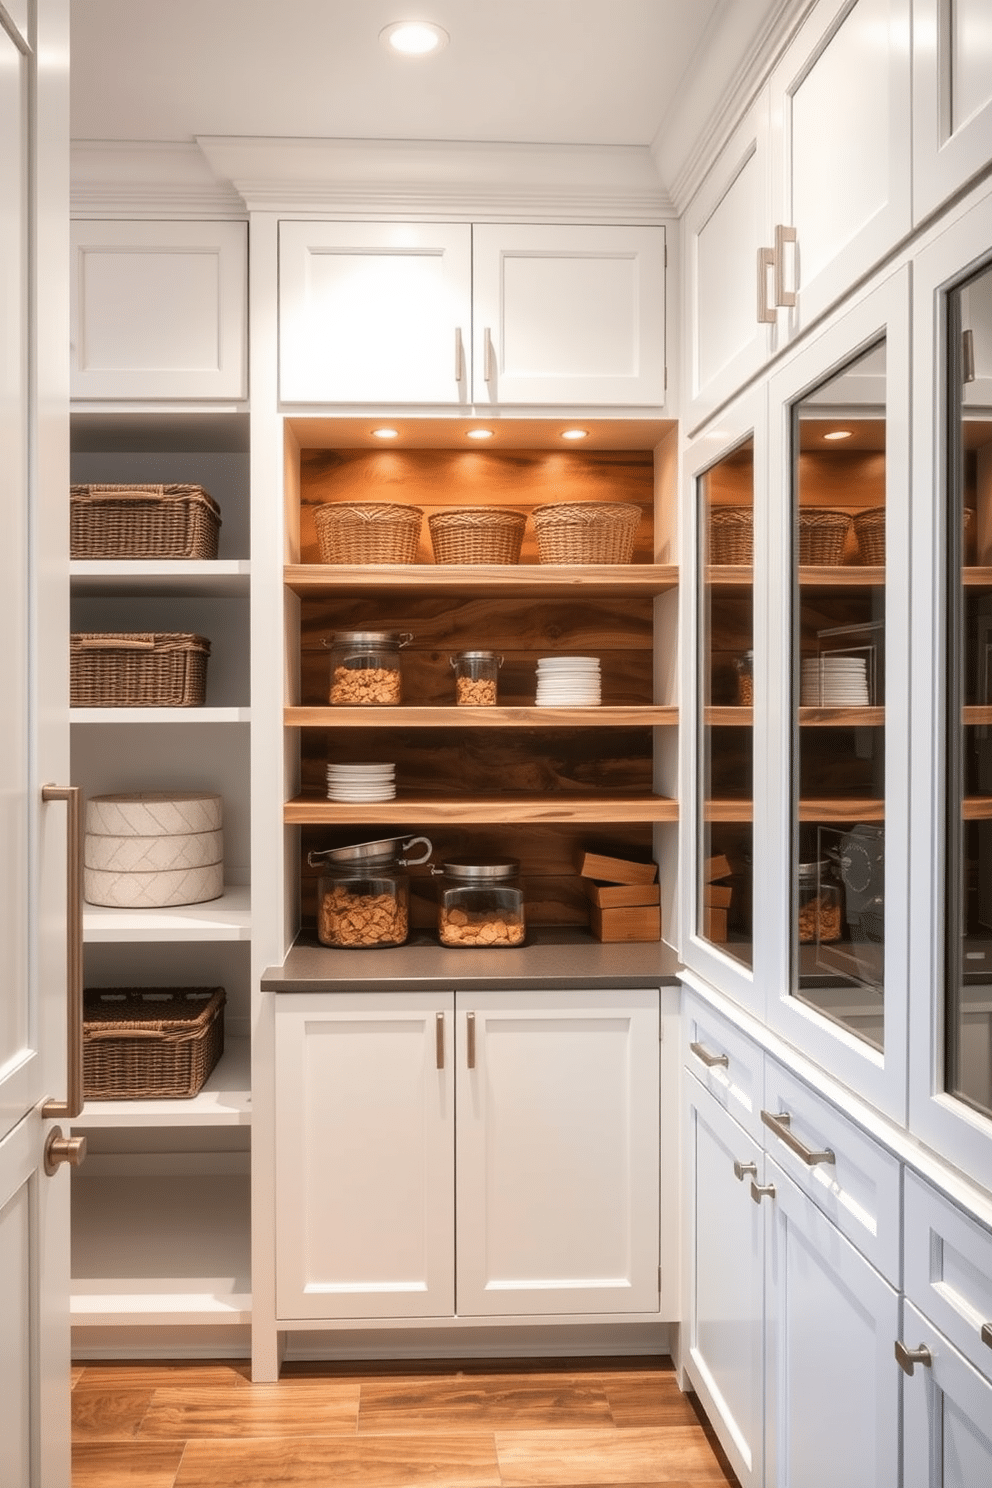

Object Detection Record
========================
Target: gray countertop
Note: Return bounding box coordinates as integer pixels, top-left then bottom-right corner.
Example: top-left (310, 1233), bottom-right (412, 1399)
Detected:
top-left (262, 929), bottom-right (682, 992)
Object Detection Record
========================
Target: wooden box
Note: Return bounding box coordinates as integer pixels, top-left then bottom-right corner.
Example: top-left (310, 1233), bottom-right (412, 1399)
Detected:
top-left (590, 903), bottom-right (661, 943)
top-left (579, 850), bottom-right (658, 886)
top-left (582, 878), bottom-right (661, 910)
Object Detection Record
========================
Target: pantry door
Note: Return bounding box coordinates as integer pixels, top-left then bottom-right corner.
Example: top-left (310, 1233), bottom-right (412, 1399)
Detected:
top-left (0, 4), bottom-right (72, 1487)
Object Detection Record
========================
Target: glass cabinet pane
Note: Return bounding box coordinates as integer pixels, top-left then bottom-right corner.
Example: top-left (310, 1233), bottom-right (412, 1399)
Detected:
top-left (946, 261), bottom-right (992, 1124)
top-left (790, 344), bottom-right (887, 1048)
top-left (698, 438), bottom-right (754, 965)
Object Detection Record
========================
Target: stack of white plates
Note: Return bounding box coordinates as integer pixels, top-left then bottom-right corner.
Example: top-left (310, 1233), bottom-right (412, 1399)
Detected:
top-left (535, 656), bottom-right (602, 707)
top-left (326, 762), bottom-right (396, 801)
top-left (800, 656), bottom-right (870, 707)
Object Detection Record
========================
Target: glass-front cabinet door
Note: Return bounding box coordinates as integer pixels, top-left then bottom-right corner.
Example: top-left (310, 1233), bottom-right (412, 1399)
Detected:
top-left (766, 272), bottom-right (911, 1121)
top-left (911, 192), bottom-right (992, 1192)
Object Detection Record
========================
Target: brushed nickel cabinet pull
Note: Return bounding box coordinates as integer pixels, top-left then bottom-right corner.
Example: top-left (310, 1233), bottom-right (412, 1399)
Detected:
top-left (734, 1159), bottom-right (758, 1181)
top-left (757, 246), bottom-right (777, 323)
top-left (981, 1322), bottom-right (992, 1351)
top-left (963, 327), bottom-right (976, 384)
top-left (483, 327), bottom-right (496, 384)
top-left (750, 1180), bottom-right (775, 1204)
top-left (774, 223), bottom-right (798, 307)
top-left (466, 1010), bottom-right (476, 1069)
top-left (690, 1040), bottom-right (729, 1069)
top-left (895, 1340), bottom-right (933, 1376)
top-left (761, 1108), bottom-right (835, 1166)
top-left (454, 327), bottom-right (465, 384)
top-left (41, 784), bottom-right (84, 1121)
top-left (436, 1012), bottom-right (445, 1070)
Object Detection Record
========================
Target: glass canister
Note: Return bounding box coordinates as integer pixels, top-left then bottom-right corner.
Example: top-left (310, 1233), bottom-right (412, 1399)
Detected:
top-left (309, 835), bottom-right (432, 948)
top-left (449, 650), bottom-right (503, 707)
top-left (437, 857), bottom-right (525, 947)
top-left (734, 649), bottom-right (754, 706)
top-left (325, 630), bottom-right (412, 706)
top-left (797, 859), bottom-right (842, 943)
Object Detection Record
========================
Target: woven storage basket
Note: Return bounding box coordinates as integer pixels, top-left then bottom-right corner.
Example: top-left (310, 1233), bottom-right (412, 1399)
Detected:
top-left (428, 508), bottom-right (527, 564)
top-left (70, 484), bottom-right (221, 560)
top-left (313, 502), bottom-right (423, 564)
top-left (853, 507), bottom-right (885, 565)
top-left (70, 633), bottom-right (210, 707)
top-left (532, 502), bottom-right (641, 565)
top-left (798, 509), bottom-right (852, 565)
top-left (709, 507), bottom-right (754, 564)
top-left (83, 987), bottom-right (225, 1100)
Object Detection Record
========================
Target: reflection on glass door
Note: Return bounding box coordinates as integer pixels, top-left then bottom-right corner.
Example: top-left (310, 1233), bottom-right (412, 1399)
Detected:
top-left (946, 260), bottom-right (992, 1124)
top-left (698, 438), bottom-right (753, 966)
top-left (790, 343), bottom-right (887, 1048)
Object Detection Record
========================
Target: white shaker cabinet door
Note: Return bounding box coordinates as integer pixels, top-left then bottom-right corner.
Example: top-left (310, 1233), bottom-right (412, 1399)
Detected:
top-left (274, 993), bottom-right (455, 1321)
top-left (901, 1300), bottom-right (992, 1488)
top-left (70, 220), bottom-right (247, 400)
top-left (278, 221), bottom-right (472, 405)
top-left (453, 987), bottom-right (660, 1317)
top-left (769, 0), bottom-right (912, 338)
top-left (472, 224), bottom-right (667, 407)
top-left (913, 0), bottom-right (992, 224)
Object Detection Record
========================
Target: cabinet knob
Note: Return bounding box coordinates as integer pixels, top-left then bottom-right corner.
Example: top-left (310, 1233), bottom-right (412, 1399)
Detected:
top-left (750, 1180), bottom-right (775, 1204)
top-left (44, 1127), bottom-right (87, 1176)
top-left (895, 1340), bottom-right (932, 1376)
top-left (733, 1159), bottom-right (758, 1181)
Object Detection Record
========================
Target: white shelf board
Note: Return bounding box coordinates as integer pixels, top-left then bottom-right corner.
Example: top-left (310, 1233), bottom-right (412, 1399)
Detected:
top-left (72, 1037), bottom-right (251, 1127)
top-left (83, 885), bottom-right (251, 942)
top-left (71, 706), bottom-right (251, 724)
top-left (70, 559), bottom-right (250, 598)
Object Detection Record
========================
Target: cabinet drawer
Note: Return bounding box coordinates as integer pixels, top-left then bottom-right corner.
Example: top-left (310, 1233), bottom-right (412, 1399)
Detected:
top-left (762, 1059), bottom-right (900, 1281)
top-left (904, 1171), bottom-right (992, 1387)
top-left (682, 989), bottom-right (764, 1144)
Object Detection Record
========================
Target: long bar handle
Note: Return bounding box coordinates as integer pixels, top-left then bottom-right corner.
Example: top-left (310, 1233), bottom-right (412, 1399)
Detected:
top-left (466, 1011), bottom-right (476, 1069)
top-left (690, 1040), bottom-right (729, 1069)
top-left (757, 246), bottom-right (777, 323)
top-left (41, 785), bottom-right (84, 1120)
top-left (435, 1012), bottom-right (445, 1070)
top-left (774, 223), bottom-right (798, 307)
top-left (454, 327), bottom-right (465, 384)
top-left (483, 327), bottom-right (496, 384)
top-left (761, 1108), bottom-right (835, 1166)
top-left (895, 1340), bottom-right (932, 1376)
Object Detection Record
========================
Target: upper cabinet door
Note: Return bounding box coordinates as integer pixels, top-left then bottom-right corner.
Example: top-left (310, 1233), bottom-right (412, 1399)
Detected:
top-left (913, 0), bottom-right (992, 224)
top-left (472, 223), bottom-right (667, 408)
top-left (769, 0), bottom-right (912, 340)
top-left (278, 221), bottom-right (472, 406)
top-left (70, 220), bottom-right (247, 401)
top-left (683, 97), bottom-right (776, 433)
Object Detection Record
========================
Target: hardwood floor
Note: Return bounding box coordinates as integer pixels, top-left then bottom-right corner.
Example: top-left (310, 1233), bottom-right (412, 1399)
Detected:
top-left (71, 1356), bottom-right (740, 1488)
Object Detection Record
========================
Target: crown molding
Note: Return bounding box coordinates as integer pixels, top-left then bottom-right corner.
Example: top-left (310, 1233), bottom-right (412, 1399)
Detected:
top-left (70, 140), bottom-right (247, 218)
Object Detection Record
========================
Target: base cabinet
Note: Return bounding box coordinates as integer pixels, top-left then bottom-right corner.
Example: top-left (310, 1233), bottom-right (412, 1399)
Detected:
top-left (901, 1299), bottom-right (992, 1488)
top-left (274, 987), bottom-right (660, 1325)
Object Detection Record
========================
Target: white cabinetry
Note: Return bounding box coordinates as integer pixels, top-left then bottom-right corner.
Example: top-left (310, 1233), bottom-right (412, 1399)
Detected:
top-left (913, 0), bottom-right (992, 225)
top-left (70, 221), bottom-right (248, 402)
top-left (278, 221), bottom-right (666, 408)
top-left (274, 988), bottom-right (660, 1326)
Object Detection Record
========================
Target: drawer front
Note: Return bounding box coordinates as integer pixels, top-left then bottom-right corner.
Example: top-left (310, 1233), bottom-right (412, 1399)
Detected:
top-left (682, 989), bottom-right (764, 1144)
top-left (904, 1170), bottom-right (992, 1387)
top-left (762, 1058), bottom-right (901, 1281)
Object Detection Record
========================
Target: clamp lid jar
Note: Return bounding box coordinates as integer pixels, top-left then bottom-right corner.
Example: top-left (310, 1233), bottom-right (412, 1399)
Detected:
top-left (449, 650), bottom-right (503, 707)
top-left (797, 859), bottom-right (842, 944)
top-left (325, 630), bottom-right (412, 706)
top-left (309, 835), bottom-right (432, 949)
top-left (437, 856), bottom-right (525, 948)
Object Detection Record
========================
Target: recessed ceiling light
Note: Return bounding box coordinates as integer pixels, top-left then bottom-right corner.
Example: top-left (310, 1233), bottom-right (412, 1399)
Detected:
top-left (561, 428), bottom-right (588, 440)
top-left (380, 21), bottom-right (449, 55)
top-left (466, 428), bottom-right (494, 440)
top-left (823, 429), bottom-right (853, 441)
top-left (372, 427), bottom-right (399, 439)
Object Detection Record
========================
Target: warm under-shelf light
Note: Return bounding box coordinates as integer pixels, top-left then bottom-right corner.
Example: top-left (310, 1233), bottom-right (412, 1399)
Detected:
top-left (823, 429), bottom-right (853, 441)
top-left (561, 428), bottom-right (589, 440)
top-left (466, 428), bottom-right (494, 439)
top-left (371, 427), bottom-right (399, 439)
top-left (380, 21), bottom-right (449, 55)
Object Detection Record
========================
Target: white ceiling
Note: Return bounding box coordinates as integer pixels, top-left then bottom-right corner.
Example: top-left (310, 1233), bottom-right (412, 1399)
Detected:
top-left (68, 0), bottom-right (764, 156)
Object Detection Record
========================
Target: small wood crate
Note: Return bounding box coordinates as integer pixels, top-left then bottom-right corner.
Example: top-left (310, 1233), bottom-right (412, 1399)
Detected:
top-left (70, 632), bottom-right (210, 707)
top-left (70, 484), bottom-right (221, 560)
top-left (82, 987), bottom-right (225, 1101)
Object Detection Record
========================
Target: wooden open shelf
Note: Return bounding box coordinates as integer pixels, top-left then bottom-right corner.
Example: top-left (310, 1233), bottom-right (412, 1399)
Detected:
top-left (798, 565), bottom-right (885, 586)
top-left (798, 707), bottom-right (885, 726)
top-left (285, 562), bottom-right (678, 600)
top-left (285, 793), bottom-right (678, 826)
top-left (705, 797), bottom-right (885, 823)
top-left (287, 705), bottom-right (677, 729)
top-left (962, 567), bottom-right (992, 587)
top-left (963, 797), bottom-right (992, 820)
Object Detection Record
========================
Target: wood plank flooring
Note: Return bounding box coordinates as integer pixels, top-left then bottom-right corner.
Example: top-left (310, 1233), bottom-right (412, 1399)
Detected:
top-left (71, 1356), bottom-right (740, 1488)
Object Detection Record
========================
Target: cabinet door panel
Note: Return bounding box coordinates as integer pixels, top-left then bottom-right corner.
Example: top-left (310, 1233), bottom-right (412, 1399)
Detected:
top-left (913, 0), bottom-right (992, 223)
top-left (766, 1162), bottom-right (899, 1488)
top-left (274, 994), bottom-right (454, 1320)
top-left (455, 988), bottom-right (659, 1316)
top-left (279, 221), bottom-right (471, 405)
top-left (472, 224), bottom-right (666, 407)
top-left (902, 1300), bottom-right (992, 1488)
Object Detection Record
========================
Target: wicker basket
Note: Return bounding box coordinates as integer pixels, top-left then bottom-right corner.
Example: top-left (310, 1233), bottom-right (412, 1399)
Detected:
top-left (709, 507), bottom-right (754, 565)
top-left (853, 507), bottom-right (885, 565)
top-left (70, 633), bottom-right (210, 707)
top-left (798, 509), bottom-right (852, 565)
top-left (70, 484), bottom-right (221, 560)
top-left (428, 508), bottom-right (527, 564)
top-left (532, 502), bottom-right (641, 565)
top-left (83, 987), bottom-right (225, 1100)
top-left (313, 502), bottom-right (423, 565)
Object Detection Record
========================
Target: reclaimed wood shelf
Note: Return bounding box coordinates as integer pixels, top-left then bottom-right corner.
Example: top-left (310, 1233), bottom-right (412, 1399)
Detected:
top-left (798, 706), bottom-right (885, 726)
top-left (285, 562), bottom-right (678, 600)
top-left (962, 568), bottom-right (992, 587)
top-left (285, 793), bottom-right (678, 826)
top-left (287, 705), bottom-right (677, 728)
top-left (704, 797), bottom-right (885, 823)
top-left (705, 707), bottom-right (753, 726)
top-left (798, 565), bottom-right (885, 586)
top-left (963, 796), bottom-right (992, 820)
top-left (706, 565), bottom-right (752, 586)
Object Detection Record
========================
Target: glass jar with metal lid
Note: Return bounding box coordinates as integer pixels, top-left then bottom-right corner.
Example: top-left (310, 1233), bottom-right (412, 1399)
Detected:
top-left (436, 856), bottom-right (525, 947)
top-left (325, 630), bottom-right (412, 706)
top-left (797, 859), bottom-right (842, 944)
top-left (449, 650), bottom-right (503, 707)
top-left (309, 835), bottom-right (432, 948)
